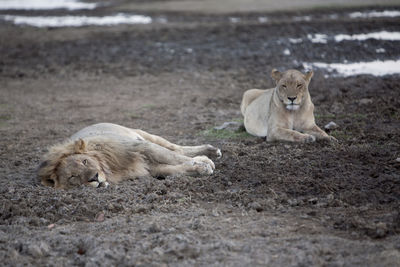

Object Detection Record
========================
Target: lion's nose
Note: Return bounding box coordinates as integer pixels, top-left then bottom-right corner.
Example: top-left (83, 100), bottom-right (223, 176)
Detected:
top-left (88, 173), bottom-right (99, 182)
top-left (288, 96), bottom-right (297, 102)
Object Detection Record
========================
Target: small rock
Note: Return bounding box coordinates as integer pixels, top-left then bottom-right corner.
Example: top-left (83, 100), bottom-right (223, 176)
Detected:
top-left (288, 199), bottom-right (299, 206)
top-left (47, 223), bottom-right (55, 229)
top-left (330, 102), bottom-right (344, 114)
top-left (326, 193), bottom-right (334, 201)
top-left (95, 212), bottom-right (105, 222)
top-left (214, 121), bottom-right (241, 131)
top-left (395, 158), bottom-right (400, 163)
top-left (249, 201), bottom-right (263, 212)
top-left (375, 222), bottom-right (388, 238)
top-left (358, 98), bottom-right (373, 105)
top-left (147, 223), bottom-right (161, 233)
top-left (308, 198), bottom-right (318, 204)
top-left (27, 242), bottom-right (50, 258)
top-left (324, 121), bottom-right (338, 130)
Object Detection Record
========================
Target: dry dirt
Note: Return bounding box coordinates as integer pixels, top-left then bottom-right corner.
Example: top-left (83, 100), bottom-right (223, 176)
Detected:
top-left (0, 3), bottom-right (400, 266)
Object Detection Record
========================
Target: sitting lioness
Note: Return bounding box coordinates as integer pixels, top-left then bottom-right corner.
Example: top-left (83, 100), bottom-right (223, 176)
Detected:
top-left (240, 69), bottom-right (335, 142)
top-left (38, 123), bottom-right (221, 189)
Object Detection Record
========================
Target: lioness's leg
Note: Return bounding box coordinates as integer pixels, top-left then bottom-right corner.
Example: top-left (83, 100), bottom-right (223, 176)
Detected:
top-left (240, 89), bottom-right (265, 116)
top-left (268, 127), bottom-right (316, 142)
top-left (303, 125), bottom-right (337, 142)
top-left (134, 129), bottom-right (221, 158)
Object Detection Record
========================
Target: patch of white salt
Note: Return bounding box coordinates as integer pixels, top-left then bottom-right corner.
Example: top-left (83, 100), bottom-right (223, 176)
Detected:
top-left (303, 60), bottom-right (400, 77)
top-left (2, 14), bottom-right (152, 27)
top-left (0, 0), bottom-right (97, 10)
top-left (334, 31), bottom-right (400, 42)
top-left (349, 10), bottom-right (400, 18)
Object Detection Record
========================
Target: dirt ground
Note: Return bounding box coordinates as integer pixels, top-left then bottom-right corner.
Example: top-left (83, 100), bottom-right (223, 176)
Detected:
top-left (0, 1), bottom-right (400, 266)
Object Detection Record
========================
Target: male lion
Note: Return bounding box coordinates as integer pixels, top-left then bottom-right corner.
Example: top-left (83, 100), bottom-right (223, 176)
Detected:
top-left (38, 123), bottom-right (221, 189)
top-left (240, 69), bottom-right (336, 142)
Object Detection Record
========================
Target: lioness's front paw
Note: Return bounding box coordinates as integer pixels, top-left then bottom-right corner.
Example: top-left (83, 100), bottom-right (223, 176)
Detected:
top-left (204, 145), bottom-right (222, 159)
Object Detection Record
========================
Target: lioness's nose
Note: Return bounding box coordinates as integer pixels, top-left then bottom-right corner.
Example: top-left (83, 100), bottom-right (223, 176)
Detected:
top-left (88, 173), bottom-right (99, 182)
top-left (288, 96), bottom-right (297, 102)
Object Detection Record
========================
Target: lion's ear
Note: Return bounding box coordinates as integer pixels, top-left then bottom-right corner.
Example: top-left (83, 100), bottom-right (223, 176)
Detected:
top-left (271, 69), bottom-right (282, 83)
top-left (41, 173), bottom-right (57, 187)
top-left (304, 70), bottom-right (314, 82)
top-left (74, 139), bottom-right (86, 153)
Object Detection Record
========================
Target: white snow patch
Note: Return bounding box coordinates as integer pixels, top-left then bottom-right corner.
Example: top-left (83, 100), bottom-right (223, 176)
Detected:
top-left (303, 60), bottom-right (400, 77)
top-left (307, 34), bottom-right (328, 44)
top-left (349, 10), bottom-right (400, 18)
top-left (2, 14), bottom-right (152, 27)
top-left (334, 31), bottom-right (400, 42)
top-left (0, 0), bottom-right (97, 10)
top-left (376, 48), bottom-right (386, 53)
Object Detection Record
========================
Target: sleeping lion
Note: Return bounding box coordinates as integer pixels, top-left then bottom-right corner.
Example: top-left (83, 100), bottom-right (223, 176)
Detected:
top-left (240, 69), bottom-right (336, 142)
top-left (38, 123), bottom-right (221, 189)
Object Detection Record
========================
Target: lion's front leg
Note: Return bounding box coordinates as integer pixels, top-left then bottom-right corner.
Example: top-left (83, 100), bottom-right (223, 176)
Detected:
top-left (267, 127), bottom-right (316, 142)
top-left (151, 157), bottom-right (215, 177)
top-left (303, 125), bottom-right (337, 142)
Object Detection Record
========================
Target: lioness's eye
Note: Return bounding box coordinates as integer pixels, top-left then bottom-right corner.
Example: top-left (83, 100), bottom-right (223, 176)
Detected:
top-left (82, 159), bottom-right (88, 165)
top-left (282, 85), bottom-right (287, 88)
top-left (297, 84), bottom-right (302, 88)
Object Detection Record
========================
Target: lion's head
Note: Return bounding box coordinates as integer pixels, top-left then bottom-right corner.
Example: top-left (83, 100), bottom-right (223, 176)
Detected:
top-left (38, 139), bottom-right (108, 189)
top-left (271, 69), bottom-right (313, 111)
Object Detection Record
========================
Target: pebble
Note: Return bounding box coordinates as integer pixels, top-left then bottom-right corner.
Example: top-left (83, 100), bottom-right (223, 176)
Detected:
top-left (95, 212), bottom-right (105, 222)
top-left (324, 121), bottom-right (338, 130)
top-left (249, 201), bottom-right (263, 212)
top-left (395, 158), bottom-right (400, 163)
top-left (27, 242), bottom-right (50, 258)
top-left (358, 98), bottom-right (373, 105)
top-left (214, 121), bottom-right (241, 131)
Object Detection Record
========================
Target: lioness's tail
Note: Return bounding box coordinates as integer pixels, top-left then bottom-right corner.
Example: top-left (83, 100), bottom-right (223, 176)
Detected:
top-left (240, 89), bottom-right (265, 116)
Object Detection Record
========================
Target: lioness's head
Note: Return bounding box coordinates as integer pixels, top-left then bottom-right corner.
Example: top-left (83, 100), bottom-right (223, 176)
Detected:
top-left (271, 69), bottom-right (313, 111)
top-left (38, 139), bottom-right (108, 189)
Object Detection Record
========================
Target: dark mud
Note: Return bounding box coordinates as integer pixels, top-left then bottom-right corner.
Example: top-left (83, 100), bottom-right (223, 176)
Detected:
top-left (1, 4), bottom-right (400, 266)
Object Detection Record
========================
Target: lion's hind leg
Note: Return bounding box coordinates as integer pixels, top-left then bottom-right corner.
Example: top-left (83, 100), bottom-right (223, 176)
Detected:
top-left (134, 129), bottom-right (221, 158)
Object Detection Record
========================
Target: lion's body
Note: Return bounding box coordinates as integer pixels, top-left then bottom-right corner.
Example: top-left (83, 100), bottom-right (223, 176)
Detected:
top-left (241, 69), bottom-right (335, 142)
top-left (38, 123), bottom-right (221, 189)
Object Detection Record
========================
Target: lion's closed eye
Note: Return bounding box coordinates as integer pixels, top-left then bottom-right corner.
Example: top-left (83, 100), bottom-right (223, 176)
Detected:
top-left (69, 175), bottom-right (81, 185)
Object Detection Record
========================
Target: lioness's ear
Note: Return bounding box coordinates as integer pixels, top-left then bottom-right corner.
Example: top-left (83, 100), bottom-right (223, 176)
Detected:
top-left (74, 139), bottom-right (86, 153)
top-left (271, 69), bottom-right (282, 83)
top-left (304, 70), bottom-right (314, 82)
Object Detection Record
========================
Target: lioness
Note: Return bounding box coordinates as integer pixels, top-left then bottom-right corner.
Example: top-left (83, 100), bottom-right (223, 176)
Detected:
top-left (240, 69), bottom-right (335, 142)
top-left (38, 123), bottom-right (221, 189)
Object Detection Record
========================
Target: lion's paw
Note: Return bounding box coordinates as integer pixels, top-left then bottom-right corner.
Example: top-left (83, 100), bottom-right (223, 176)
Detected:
top-left (193, 156), bottom-right (215, 170)
top-left (328, 135), bottom-right (338, 143)
top-left (304, 134), bottom-right (316, 143)
top-left (204, 145), bottom-right (222, 159)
